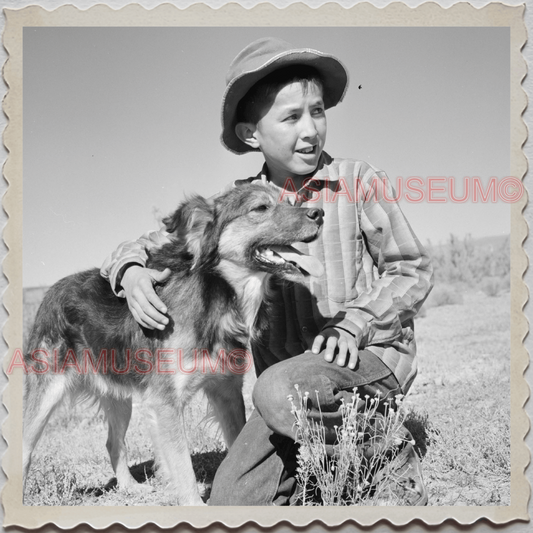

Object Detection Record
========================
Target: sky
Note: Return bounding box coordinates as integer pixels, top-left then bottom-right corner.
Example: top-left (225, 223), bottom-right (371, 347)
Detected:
top-left (23, 27), bottom-right (510, 288)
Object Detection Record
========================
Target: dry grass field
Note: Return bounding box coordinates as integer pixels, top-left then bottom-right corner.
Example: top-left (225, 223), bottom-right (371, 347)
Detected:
top-left (22, 283), bottom-right (511, 506)
top-left (406, 289), bottom-right (510, 506)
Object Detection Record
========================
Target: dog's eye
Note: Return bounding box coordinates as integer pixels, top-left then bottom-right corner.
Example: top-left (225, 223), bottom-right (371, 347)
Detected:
top-left (253, 204), bottom-right (269, 212)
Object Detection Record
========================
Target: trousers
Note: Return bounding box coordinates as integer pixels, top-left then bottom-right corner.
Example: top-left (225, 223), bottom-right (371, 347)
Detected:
top-left (209, 349), bottom-right (403, 506)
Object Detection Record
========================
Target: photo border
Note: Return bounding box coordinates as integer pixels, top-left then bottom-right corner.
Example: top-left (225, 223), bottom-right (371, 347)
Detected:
top-left (1, 2), bottom-right (529, 529)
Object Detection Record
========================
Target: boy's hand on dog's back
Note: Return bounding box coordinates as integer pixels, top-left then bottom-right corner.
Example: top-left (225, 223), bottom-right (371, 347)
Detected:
top-left (121, 265), bottom-right (171, 330)
top-left (312, 327), bottom-right (359, 370)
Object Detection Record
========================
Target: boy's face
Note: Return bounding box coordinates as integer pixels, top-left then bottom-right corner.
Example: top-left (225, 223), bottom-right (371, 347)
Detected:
top-left (248, 81), bottom-right (327, 187)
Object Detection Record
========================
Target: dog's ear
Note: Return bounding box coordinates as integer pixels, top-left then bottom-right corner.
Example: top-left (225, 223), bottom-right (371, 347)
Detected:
top-left (163, 196), bottom-right (218, 270)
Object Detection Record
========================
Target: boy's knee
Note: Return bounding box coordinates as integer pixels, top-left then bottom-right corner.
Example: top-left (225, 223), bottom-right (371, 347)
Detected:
top-left (252, 363), bottom-right (296, 439)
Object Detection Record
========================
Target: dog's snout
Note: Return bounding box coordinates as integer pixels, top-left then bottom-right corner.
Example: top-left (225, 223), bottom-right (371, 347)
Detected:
top-left (306, 208), bottom-right (324, 224)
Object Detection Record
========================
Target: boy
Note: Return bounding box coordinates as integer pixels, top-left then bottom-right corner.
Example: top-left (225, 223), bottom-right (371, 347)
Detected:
top-left (101, 37), bottom-right (433, 505)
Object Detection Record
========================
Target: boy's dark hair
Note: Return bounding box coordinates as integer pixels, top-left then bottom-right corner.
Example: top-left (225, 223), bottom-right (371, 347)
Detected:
top-left (236, 65), bottom-right (325, 125)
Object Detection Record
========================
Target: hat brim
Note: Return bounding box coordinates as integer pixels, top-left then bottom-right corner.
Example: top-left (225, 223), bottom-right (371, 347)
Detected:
top-left (221, 49), bottom-right (349, 154)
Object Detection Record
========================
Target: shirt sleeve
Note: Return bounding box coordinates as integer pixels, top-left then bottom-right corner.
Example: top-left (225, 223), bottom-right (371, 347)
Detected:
top-left (100, 228), bottom-right (172, 297)
top-left (325, 170), bottom-right (434, 347)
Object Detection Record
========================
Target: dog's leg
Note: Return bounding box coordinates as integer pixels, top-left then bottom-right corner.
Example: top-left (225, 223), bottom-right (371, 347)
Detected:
top-left (204, 376), bottom-right (246, 447)
top-left (145, 386), bottom-right (205, 506)
top-left (23, 372), bottom-right (68, 492)
top-left (101, 396), bottom-right (153, 493)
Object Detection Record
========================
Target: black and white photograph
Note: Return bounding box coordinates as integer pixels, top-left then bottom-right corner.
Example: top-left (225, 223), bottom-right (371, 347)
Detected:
top-left (1, 1), bottom-right (529, 529)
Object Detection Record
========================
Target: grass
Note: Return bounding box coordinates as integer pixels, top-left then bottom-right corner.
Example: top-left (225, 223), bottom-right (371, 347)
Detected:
top-left (408, 289), bottom-right (511, 505)
top-left (22, 288), bottom-right (510, 506)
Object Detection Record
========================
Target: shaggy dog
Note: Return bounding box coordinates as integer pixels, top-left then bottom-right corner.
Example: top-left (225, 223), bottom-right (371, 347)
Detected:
top-left (22, 182), bottom-right (324, 505)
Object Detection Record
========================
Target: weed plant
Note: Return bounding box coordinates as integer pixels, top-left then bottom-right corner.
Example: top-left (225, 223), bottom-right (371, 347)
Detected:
top-left (288, 385), bottom-right (415, 506)
top-left (24, 459), bottom-right (83, 506)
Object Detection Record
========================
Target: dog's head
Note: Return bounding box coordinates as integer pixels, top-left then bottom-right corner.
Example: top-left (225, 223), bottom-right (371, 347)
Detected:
top-left (162, 182), bottom-right (324, 279)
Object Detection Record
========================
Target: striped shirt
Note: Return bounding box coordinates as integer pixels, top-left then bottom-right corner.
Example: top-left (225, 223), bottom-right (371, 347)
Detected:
top-left (101, 152), bottom-right (433, 392)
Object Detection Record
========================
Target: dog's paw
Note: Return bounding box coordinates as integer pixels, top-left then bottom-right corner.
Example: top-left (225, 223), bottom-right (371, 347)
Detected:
top-left (120, 482), bottom-right (156, 495)
top-left (182, 499), bottom-right (207, 506)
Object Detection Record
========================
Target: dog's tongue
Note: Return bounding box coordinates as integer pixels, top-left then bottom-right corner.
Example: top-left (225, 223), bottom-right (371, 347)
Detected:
top-left (270, 245), bottom-right (324, 277)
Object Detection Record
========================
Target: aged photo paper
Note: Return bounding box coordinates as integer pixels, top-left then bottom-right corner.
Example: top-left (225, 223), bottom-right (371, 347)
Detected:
top-left (1, 2), bottom-right (529, 529)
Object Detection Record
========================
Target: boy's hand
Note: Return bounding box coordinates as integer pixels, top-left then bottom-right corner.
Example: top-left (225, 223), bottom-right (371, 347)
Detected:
top-left (312, 327), bottom-right (359, 369)
top-left (121, 265), bottom-right (171, 330)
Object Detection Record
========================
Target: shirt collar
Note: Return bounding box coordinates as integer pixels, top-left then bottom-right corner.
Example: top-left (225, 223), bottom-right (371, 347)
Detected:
top-left (256, 151), bottom-right (335, 186)
top-left (254, 152), bottom-right (335, 206)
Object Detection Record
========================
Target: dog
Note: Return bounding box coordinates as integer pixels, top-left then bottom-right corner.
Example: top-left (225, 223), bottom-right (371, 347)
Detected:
top-left (22, 181), bottom-right (324, 505)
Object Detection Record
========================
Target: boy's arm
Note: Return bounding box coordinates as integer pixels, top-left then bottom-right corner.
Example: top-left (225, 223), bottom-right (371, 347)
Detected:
top-left (100, 229), bottom-right (173, 329)
top-left (321, 171), bottom-right (434, 356)
top-left (100, 229), bottom-right (172, 297)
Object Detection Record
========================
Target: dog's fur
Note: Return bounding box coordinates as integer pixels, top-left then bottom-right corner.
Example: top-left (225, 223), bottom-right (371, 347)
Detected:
top-left (23, 182), bottom-right (323, 505)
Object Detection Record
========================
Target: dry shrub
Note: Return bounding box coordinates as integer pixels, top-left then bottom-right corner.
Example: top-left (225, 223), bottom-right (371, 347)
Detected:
top-left (288, 386), bottom-right (413, 506)
top-left (425, 234), bottom-right (509, 286)
top-left (424, 285), bottom-right (464, 308)
top-left (479, 275), bottom-right (510, 297)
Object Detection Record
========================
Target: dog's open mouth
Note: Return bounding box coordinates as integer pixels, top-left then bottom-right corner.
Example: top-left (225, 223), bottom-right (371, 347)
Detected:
top-left (254, 245), bottom-right (324, 277)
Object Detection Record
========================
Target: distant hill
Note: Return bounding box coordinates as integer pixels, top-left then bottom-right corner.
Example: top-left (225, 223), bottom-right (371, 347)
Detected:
top-left (22, 233), bottom-right (511, 342)
top-left (23, 287), bottom-right (50, 347)
top-left (471, 234), bottom-right (510, 250)
top-left (427, 233), bottom-right (510, 252)
top-left (23, 233), bottom-right (511, 301)
top-left (23, 286), bottom-right (49, 306)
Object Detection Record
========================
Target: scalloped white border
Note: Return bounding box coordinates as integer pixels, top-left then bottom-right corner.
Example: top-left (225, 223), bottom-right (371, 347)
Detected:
top-left (1, 2), bottom-right (529, 529)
